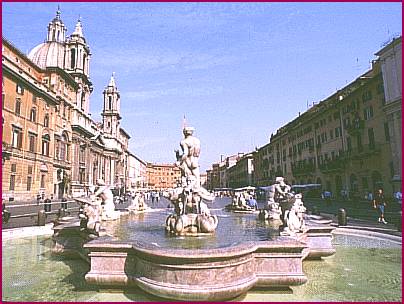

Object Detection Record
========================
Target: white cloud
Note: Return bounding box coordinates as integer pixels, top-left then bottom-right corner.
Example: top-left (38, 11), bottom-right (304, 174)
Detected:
top-left (125, 85), bottom-right (224, 101)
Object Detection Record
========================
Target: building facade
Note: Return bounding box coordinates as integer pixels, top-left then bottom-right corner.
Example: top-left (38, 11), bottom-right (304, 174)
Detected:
top-left (146, 163), bottom-right (181, 190)
top-left (207, 37), bottom-right (401, 198)
top-left (128, 153), bottom-right (147, 190)
top-left (376, 36), bottom-right (402, 192)
top-left (2, 9), bottom-right (140, 200)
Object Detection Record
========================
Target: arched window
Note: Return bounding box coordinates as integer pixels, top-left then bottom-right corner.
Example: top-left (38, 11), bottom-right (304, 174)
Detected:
top-left (108, 96), bottom-right (112, 110)
top-left (44, 114), bottom-right (49, 127)
top-left (70, 49), bottom-right (76, 69)
top-left (81, 93), bottom-right (85, 111)
top-left (83, 54), bottom-right (86, 71)
top-left (42, 134), bottom-right (50, 156)
top-left (29, 107), bottom-right (37, 122)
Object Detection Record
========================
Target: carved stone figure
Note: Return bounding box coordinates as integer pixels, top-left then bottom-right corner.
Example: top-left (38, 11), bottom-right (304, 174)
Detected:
top-left (166, 126), bottom-right (218, 235)
top-left (282, 194), bottom-right (306, 236)
top-left (77, 193), bottom-right (101, 236)
top-left (259, 177), bottom-right (307, 236)
top-left (175, 126), bottom-right (201, 187)
top-left (128, 192), bottom-right (149, 213)
top-left (94, 179), bottom-right (120, 220)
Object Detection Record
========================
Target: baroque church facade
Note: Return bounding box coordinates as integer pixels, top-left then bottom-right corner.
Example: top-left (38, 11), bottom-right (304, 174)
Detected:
top-left (2, 9), bottom-right (135, 200)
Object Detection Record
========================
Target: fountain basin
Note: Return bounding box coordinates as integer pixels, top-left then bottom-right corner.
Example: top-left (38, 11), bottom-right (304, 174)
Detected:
top-left (83, 237), bottom-right (307, 301)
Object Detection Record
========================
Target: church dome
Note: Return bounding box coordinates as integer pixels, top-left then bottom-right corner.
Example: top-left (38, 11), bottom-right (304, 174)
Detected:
top-left (28, 41), bottom-right (66, 70)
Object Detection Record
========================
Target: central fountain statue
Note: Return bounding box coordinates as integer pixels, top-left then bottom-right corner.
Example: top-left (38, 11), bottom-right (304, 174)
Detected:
top-left (165, 126), bottom-right (218, 235)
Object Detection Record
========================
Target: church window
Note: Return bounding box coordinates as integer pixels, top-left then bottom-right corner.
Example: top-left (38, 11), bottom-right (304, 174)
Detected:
top-left (108, 96), bottom-right (112, 110)
top-left (81, 93), bottom-right (85, 111)
top-left (83, 54), bottom-right (86, 71)
top-left (70, 49), bottom-right (76, 69)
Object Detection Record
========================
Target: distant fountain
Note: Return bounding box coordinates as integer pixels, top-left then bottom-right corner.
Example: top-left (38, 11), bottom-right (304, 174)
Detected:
top-left (165, 126), bottom-right (218, 235)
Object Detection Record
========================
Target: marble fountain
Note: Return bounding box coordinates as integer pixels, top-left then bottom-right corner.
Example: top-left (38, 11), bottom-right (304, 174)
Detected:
top-left (51, 127), bottom-right (336, 301)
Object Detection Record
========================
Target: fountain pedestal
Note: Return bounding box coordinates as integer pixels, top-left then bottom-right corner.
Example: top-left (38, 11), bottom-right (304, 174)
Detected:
top-left (83, 238), bottom-right (308, 301)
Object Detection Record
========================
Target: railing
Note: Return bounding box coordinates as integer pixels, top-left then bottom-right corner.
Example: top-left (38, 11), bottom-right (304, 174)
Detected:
top-left (2, 200), bottom-right (79, 228)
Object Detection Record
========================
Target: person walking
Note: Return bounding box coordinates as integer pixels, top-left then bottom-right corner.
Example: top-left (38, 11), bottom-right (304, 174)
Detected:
top-left (373, 188), bottom-right (387, 224)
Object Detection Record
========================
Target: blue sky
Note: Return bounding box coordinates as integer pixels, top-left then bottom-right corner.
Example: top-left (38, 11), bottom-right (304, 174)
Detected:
top-left (2, 2), bottom-right (402, 171)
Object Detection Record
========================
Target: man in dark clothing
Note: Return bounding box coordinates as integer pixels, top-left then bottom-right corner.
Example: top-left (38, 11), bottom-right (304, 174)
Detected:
top-left (61, 197), bottom-right (68, 210)
top-left (44, 196), bottom-right (52, 213)
top-left (373, 188), bottom-right (387, 224)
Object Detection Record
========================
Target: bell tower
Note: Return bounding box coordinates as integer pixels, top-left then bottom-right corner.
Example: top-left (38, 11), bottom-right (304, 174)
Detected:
top-left (65, 17), bottom-right (93, 114)
top-left (47, 6), bottom-right (67, 43)
top-left (102, 73), bottom-right (121, 138)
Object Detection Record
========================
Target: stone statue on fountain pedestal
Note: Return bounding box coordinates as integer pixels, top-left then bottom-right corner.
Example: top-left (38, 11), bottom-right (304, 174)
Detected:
top-left (166, 126), bottom-right (217, 235)
top-left (259, 177), bottom-right (307, 236)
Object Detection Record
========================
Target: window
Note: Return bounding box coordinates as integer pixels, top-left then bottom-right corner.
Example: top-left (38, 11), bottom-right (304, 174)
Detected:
top-left (27, 176), bottom-right (32, 191)
top-left (108, 96), bottom-right (112, 110)
top-left (70, 49), bottom-right (76, 69)
top-left (40, 174), bottom-right (46, 189)
top-left (15, 99), bottom-right (21, 116)
top-left (368, 128), bottom-right (375, 149)
top-left (361, 90), bottom-right (372, 103)
top-left (10, 164), bottom-right (17, 191)
top-left (55, 140), bottom-right (60, 160)
top-left (16, 84), bottom-right (24, 95)
top-left (9, 175), bottom-right (16, 191)
top-left (363, 106), bottom-right (374, 120)
top-left (384, 123), bottom-right (390, 142)
top-left (42, 134), bottom-right (50, 156)
top-left (81, 93), bottom-right (85, 111)
top-left (347, 137), bottom-right (352, 151)
top-left (32, 95), bottom-right (37, 103)
top-left (60, 134), bottom-right (68, 161)
top-left (12, 128), bottom-right (23, 149)
top-left (79, 146), bottom-right (86, 163)
top-left (79, 168), bottom-right (85, 184)
top-left (335, 127), bottom-right (339, 138)
top-left (28, 166), bottom-right (33, 175)
top-left (28, 133), bottom-right (36, 153)
top-left (44, 114), bottom-right (49, 127)
top-left (30, 107), bottom-right (37, 122)
top-left (357, 134), bottom-right (363, 152)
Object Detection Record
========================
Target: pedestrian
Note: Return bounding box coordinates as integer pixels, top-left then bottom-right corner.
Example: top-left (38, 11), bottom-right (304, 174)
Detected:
top-left (44, 196), bottom-right (52, 212)
top-left (61, 197), bottom-right (68, 210)
top-left (373, 188), bottom-right (387, 224)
